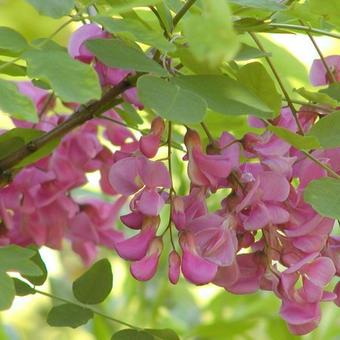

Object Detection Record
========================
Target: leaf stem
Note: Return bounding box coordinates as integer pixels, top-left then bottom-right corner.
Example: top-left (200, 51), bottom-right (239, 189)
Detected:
top-left (302, 151), bottom-right (340, 179)
top-left (34, 288), bottom-right (140, 330)
top-left (172, 0), bottom-right (198, 28)
top-left (200, 122), bottom-right (215, 144)
top-left (299, 20), bottom-right (337, 83)
top-left (249, 31), bottom-right (304, 135)
top-left (149, 6), bottom-right (171, 39)
top-left (269, 22), bottom-right (340, 40)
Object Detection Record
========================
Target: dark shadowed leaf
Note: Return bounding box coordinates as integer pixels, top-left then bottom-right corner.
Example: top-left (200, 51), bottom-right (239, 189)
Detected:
top-left (111, 329), bottom-right (153, 340)
top-left (0, 272), bottom-right (15, 310)
top-left (145, 328), bottom-right (180, 340)
top-left (72, 259), bottom-right (113, 304)
top-left (23, 249), bottom-right (47, 286)
top-left (13, 278), bottom-right (35, 296)
top-left (47, 303), bottom-right (93, 328)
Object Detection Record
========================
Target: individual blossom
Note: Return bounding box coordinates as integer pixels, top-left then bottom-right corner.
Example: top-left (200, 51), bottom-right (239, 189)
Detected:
top-left (310, 55), bottom-right (340, 86)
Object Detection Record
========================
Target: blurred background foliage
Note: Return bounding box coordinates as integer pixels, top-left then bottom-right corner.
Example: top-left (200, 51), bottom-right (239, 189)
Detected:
top-left (1, 0), bottom-right (340, 339)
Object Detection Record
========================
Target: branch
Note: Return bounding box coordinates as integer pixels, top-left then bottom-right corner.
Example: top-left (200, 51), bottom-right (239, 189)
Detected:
top-left (172, 0), bottom-right (198, 28)
top-left (0, 75), bottom-right (138, 175)
top-left (249, 32), bottom-right (305, 135)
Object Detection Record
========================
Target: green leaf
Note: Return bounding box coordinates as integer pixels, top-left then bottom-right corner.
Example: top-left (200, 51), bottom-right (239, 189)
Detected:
top-left (0, 128), bottom-right (60, 168)
top-left (24, 50), bottom-right (101, 103)
top-left (145, 329), bottom-right (180, 340)
top-left (103, 0), bottom-right (161, 13)
top-left (26, 0), bottom-right (75, 18)
top-left (111, 329), bottom-right (153, 340)
top-left (234, 43), bottom-right (270, 61)
top-left (137, 75), bottom-right (207, 124)
top-left (295, 87), bottom-right (337, 107)
top-left (308, 111), bottom-right (340, 148)
top-left (183, 0), bottom-right (239, 67)
top-left (320, 83), bottom-right (340, 102)
top-left (0, 27), bottom-right (28, 56)
top-left (0, 272), bottom-right (15, 310)
top-left (86, 39), bottom-right (166, 76)
top-left (229, 0), bottom-right (284, 11)
top-left (116, 102), bottom-right (143, 127)
top-left (47, 303), bottom-right (93, 328)
top-left (173, 75), bottom-right (274, 118)
top-left (0, 79), bottom-right (37, 122)
top-left (238, 62), bottom-right (281, 115)
top-left (23, 249), bottom-right (47, 286)
top-left (309, 0), bottom-right (340, 30)
top-left (0, 245), bottom-right (42, 276)
top-left (268, 125), bottom-right (320, 150)
top-left (72, 259), bottom-right (113, 304)
top-left (13, 278), bottom-right (35, 296)
top-left (304, 177), bottom-right (340, 219)
top-left (94, 16), bottom-right (174, 52)
top-left (0, 60), bottom-right (26, 77)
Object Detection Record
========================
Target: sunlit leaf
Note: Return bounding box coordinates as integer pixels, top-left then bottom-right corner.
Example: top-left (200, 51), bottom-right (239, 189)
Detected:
top-left (26, 0), bottom-right (75, 18)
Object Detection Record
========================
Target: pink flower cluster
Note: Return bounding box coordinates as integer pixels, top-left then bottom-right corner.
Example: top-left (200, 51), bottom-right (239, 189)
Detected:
top-left (0, 24), bottom-right (340, 335)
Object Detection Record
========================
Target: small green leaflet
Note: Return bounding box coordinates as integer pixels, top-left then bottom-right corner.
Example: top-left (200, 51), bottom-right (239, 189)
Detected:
top-left (24, 50), bottom-right (101, 103)
top-left (101, 0), bottom-right (161, 13)
top-left (320, 83), bottom-right (340, 102)
top-left (0, 60), bottom-right (26, 77)
top-left (183, 0), bottom-right (240, 67)
top-left (47, 303), bottom-right (93, 328)
top-left (0, 272), bottom-right (15, 310)
top-left (173, 75), bottom-right (274, 118)
top-left (86, 39), bottom-right (166, 76)
top-left (137, 75), bottom-right (207, 124)
top-left (295, 87), bottom-right (337, 107)
top-left (308, 111), bottom-right (340, 148)
top-left (94, 16), bottom-right (174, 52)
top-left (0, 79), bottom-right (37, 122)
top-left (13, 278), bottom-right (35, 296)
top-left (238, 62), bottom-right (281, 115)
top-left (268, 125), bottom-right (320, 150)
top-left (0, 27), bottom-right (28, 56)
top-left (111, 328), bottom-right (180, 340)
top-left (26, 0), bottom-right (75, 18)
top-left (72, 259), bottom-right (113, 304)
top-left (234, 44), bottom-right (271, 61)
top-left (304, 177), bottom-right (340, 219)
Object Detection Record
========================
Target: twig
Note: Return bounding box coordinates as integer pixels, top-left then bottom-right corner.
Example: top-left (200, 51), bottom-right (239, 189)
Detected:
top-left (172, 0), bottom-right (198, 28)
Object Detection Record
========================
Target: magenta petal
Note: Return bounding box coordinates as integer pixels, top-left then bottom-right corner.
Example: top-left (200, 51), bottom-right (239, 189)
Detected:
top-left (259, 171), bottom-right (290, 202)
top-left (302, 257), bottom-right (336, 287)
top-left (140, 134), bottom-right (160, 158)
top-left (68, 24), bottom-right (105, 63)
top-left (280, 299), bottom-right (320, 325)
top-left (168, 250), bottom-right (181, 284)
top-left (244, 204), bottom-right (270, 230)
top-left (109, 157), bottom-right (142, 195)
top-left (115, 227), bottom-right (155, 261)
top-left (213, 261), bottom-right (239, 289)
top-left (287, 319), bottom-right (320, 336)
top-left (120, 211), bottom-right (144, 229)
top-left (130, 252), bottom-right (160, 281)
top-left (138, 157), bottom-right (171, 188)
top-left (137, 189), bottom-right (165, 216)
top-left (181, 248), bottom-right (217, 285)
top-left (334, 281), bottom-right (340, 307)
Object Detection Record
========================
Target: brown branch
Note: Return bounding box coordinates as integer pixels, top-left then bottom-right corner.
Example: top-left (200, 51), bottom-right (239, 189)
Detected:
top-left (0, 75), bottom-right (138, 175)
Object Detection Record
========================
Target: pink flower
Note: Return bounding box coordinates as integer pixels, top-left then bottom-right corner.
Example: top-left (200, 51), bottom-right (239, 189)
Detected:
top-left (68, 24), bottom-right (106, 63)
top-left (168, 250), bottom-right (181, 284)
top-left (130, 237), bottom-right (163, 281)
top-left (310, 55), bottom-right (340, 86)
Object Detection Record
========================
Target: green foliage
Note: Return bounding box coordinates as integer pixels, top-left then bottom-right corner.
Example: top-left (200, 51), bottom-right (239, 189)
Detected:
top-left (0, 128), bottom-right (60, 168)
top-left (23, 249), bottom-right (48, 285)
top-left (295, 87), bottom-right (337, 107)
top-left (94, 16), bottom-right (174, 52)
top-left (137, 75), bottom-right (207, 124)
top-left (308, 111), bottom-right (340, 148)
top-left (13, 278), bottom-right (35, 296)
top-left (320, 83), bottom-right (340, 102)
top-left (309, 0), bottom-right (340, 30)
top-left (25, 0), bottom-right (75, 18)
top-left (0, 60), bottom-right (26, 77)
top-left (47, 303), bottom-right (94, 328)
top-left (234, 43), bottom-right (270, 61)
top-left (238, 62), bottom-right (282, 115)
top-left (229, 0), bottom-right (285, 11)
top-left (174, 75), bottom-right (274, 118)
top-left (304, 177), bottom-right (340, 219)
top-left (100, 0), bottom-right (162, 13)
top-left (183, 0), bottom-right (239, 67)
top-left (0, 272), bottom-right (16, 310)
top-left (72, 259), bottom-right (113, 304)
top-left (86, 39), bottom-right (167, 75)
top-left (268, 125), bottom-right (320, 150)
top-left (0, 26), bottom-right (28, 56)
top-left (24, 49), bottom-right (101, 103)
top-left (0, 79), bottom-right (37, 122)
top-left (112, 328), bottom-right (179, 340)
